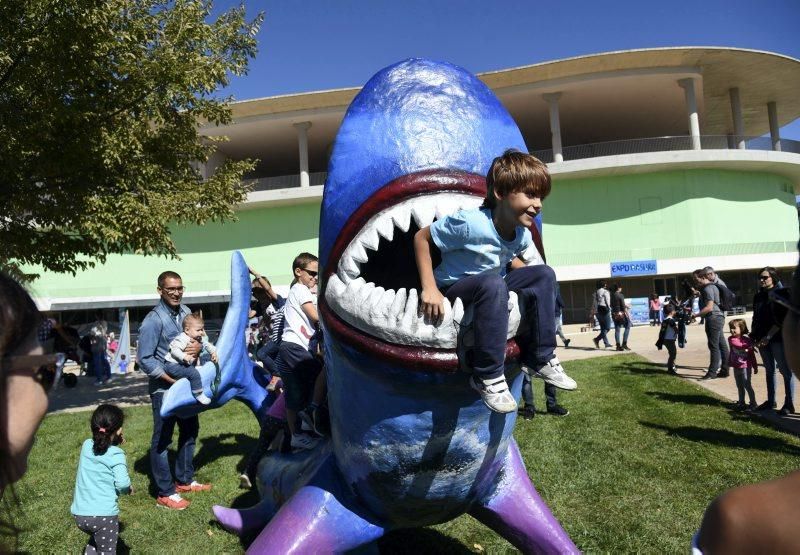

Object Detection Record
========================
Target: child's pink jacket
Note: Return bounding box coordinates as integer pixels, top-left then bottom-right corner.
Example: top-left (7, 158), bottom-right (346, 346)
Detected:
top-left (728, 336), bottom-right (757, 369)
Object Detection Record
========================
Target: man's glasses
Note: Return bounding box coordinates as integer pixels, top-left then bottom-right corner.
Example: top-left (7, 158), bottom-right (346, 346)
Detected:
top-left (302, 268), bottom-right (318, 278)
top-left (4, 352), bottom-right (66, 393)
top-left (159, 286), bottom-right (185, 293)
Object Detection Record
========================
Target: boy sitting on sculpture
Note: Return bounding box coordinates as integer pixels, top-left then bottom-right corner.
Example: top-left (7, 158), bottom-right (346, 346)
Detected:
top-left (414, 149), bottom-right (576, 413)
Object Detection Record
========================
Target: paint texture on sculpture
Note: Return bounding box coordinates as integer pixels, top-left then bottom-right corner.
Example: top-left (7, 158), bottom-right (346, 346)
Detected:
top-left (210, 59), bottom-right (577, 554)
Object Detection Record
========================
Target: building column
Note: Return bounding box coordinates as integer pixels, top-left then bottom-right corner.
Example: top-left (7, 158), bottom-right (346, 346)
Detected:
top-left (542, 93), bottom-right (563, 163)
top-left (294, 121), bottom-right (312, 187)
top-left (678, 78), bottom-right (701, 150)
top-left (729, 88), bottom-right (745, 149)
top-left (768, 101), bottom-right (781, 152)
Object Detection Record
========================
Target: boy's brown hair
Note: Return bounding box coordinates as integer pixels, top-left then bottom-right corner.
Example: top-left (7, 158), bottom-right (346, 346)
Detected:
top-left (483, 149), bottom-right (551, 209)
top-left (183, 312), bottom-right (204, 331)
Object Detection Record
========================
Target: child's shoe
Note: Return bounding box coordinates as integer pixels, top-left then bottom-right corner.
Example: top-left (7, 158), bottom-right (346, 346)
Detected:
top-left (195, 392), bottom-right (212, 405)
top-left (563, 338), bottom-right (571, 348)
top-left (470, 375), bottom-right (517, 413)
top-left (290, 432), bottom-right (320, 451)
top-left (518, 404), bottom-right (536, 420)
top-left (667, 366), bottom-right (677, 374)
top-left (732, 401), bottom-right (747, 412)
top-left (298, 406), bottom-right (317, 434)
top-left (747, 402), bottom-right (759, 412)
top-left (239, 473), bottom-right (253, 489)
top-left (523, 357), bottom-right (577, 391)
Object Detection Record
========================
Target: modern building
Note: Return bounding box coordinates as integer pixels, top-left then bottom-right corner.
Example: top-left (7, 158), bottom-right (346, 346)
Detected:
top-left (29, 47), bottom-right (800, 325)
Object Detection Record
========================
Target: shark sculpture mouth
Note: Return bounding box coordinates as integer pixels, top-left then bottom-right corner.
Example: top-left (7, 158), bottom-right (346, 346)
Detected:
top-left (321, 170), bottom-right (523, 373)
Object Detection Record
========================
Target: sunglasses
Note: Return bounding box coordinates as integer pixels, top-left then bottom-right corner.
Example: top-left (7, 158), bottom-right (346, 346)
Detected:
top-left (302, 268), bottom-right (318, 278)
top-left (4, 352), bottom-right (66, 393)
top-left (758, 275), bottom-right (771, 281)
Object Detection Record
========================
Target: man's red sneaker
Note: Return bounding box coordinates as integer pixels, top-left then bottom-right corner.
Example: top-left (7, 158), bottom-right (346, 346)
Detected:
top-left (176, 481), bottom-right (212, 493)
top-left (156, 493), bottom-right (190, 510)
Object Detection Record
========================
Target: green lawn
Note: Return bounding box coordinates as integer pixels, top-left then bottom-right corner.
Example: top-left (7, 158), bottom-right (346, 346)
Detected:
top-left (12, 355), bottom-right (800, 553)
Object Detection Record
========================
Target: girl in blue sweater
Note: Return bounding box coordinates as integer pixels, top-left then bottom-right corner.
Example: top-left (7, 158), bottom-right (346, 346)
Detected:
top-left (71, 404), bottom-right (132, 554)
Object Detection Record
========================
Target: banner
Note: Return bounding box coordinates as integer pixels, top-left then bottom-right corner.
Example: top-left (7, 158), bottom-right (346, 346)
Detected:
top-left (110, 310), bottom-right (131, 374)
top-left (628, 297), bottom-right (650, 326)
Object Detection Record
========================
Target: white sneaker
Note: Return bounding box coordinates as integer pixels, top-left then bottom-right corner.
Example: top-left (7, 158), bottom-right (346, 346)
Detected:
top-left (470, 376), bottom-right (517, 413)
top-left (195, 393), bottom-right (212, 405)
top-left (290, 433), bottom-right (320, 451)
top-left (239, 473), bottom-right (252, 489)
top-left (523, 357), bottom-right (577, 390)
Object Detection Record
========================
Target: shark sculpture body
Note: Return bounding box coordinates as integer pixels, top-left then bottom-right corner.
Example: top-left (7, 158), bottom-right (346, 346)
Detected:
top-left (207, 59), bottom-right (578, 554)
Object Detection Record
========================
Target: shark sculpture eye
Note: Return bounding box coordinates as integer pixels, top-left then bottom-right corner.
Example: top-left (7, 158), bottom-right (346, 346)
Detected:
top-left (322, 171), bottom-right (524, 355)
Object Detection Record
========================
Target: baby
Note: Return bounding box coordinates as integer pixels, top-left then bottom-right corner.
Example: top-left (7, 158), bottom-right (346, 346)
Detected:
top-left (164, 313), bottom-right (218, 405)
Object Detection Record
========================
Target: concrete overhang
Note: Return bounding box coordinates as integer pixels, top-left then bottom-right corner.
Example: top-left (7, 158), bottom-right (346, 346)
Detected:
top-left (207, 47), bottom-right (800, 155)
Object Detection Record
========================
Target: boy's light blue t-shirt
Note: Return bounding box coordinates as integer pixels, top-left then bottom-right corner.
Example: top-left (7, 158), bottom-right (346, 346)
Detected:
top-left (71, 439), bottom-right (131, 517)
top-left (430, 207), bottom-right (533, 287)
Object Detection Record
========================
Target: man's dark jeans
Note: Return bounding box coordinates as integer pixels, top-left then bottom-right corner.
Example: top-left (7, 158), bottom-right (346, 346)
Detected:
top-left (444, 265), bottom-right (556, 381)
top-left (150, 391), bottom-right (199, 497)
top-left (704, 314), bottom-right (729, 373)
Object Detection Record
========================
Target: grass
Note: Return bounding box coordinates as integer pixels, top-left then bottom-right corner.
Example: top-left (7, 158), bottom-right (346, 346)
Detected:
top-left (12, 354), bottom-right (800, 553)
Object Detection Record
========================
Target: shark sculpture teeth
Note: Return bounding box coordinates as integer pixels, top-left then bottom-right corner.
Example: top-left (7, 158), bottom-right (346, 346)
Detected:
top-left (328, 191), bottom-right (524, 348)
top-left (337, 192), bottom-right (482, 282)
top-left (326, 275), bottom-right (521, 349)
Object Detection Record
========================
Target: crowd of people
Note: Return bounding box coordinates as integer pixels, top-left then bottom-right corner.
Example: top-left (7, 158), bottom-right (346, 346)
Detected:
top-left (1, 150), bottom-right (798, 553)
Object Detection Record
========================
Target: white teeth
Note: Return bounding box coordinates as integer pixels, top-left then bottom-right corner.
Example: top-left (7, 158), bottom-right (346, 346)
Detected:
top-left (392, 206), bottom-right (412, 232)
top-left (351, 242), bottom-right (369, 264)
top-left (325, 274), bottom-right (523, 349)
top-left (375, 216), bottom-right (395, 241)
top-left (361, 228), bottom-right (380, 251)
top-left (452, 297), bottom-right (464, 324)
top-left (341, 257), bottom-right (360, 280)
top-left (411, 201), bottom-right (436, 228)
top-left (390, 288), bottom-right (407, 321)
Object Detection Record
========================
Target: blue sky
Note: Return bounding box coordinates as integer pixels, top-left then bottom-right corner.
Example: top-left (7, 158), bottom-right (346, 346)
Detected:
top-left (213, 0), bottom-right (800, 138)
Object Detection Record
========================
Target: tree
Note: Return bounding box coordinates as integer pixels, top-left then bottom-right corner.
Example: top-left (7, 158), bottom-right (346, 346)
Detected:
top-left (0, 0), bottom-right (263, 277)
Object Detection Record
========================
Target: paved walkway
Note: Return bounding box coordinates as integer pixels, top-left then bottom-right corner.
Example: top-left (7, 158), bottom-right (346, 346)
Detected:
top-left (555, 313), bottom-right (800, 436)
top-left (49, 313), bottom-right (800, 437)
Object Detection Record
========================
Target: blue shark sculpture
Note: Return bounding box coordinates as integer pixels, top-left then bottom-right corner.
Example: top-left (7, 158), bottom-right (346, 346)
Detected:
top-left (210, 59), bottom-right (578, 553)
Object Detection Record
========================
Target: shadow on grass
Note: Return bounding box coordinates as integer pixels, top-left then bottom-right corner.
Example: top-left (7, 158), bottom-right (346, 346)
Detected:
top-left (133, 432), bottom-right (257, 497)
top-left (646, 391), bottom-right (727, 408)
top-left (639, 422), bottom-right (800, 455)
top-left (378, 527), bottom-right (473, 554)
top-left (617, 361), bottom-right (668, 376)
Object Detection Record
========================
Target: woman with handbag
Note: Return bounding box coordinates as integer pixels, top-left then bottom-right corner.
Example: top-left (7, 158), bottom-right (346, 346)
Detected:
top-left (611, 284), bottom-right (632, 351)
top-left (591, 280), bottom-right (613, 349)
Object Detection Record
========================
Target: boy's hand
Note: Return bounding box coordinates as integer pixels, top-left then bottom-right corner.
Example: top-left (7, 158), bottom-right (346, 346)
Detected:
top-left (420, 287), bottom-right (445, 325)
top-left (211, 351), bottom-right (219, 363)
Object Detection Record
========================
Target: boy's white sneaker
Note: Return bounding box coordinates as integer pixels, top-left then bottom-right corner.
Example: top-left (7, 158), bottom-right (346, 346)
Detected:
top-left (523, 357), bottom-right (577, 390)
top-left (290, 433), bottom-right (320, 451)
top-left (195, 393), bottom-right (212, 405)
top-left (470, 376), bottom-right (517, 413)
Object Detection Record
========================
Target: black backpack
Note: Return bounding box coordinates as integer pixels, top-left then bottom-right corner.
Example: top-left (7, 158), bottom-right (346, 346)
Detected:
top-left (714, 283), bottom-right (736, 312)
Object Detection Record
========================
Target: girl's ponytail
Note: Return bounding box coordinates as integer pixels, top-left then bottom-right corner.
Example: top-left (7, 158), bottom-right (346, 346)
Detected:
top-left (90, 404), bottom-right (124, 456)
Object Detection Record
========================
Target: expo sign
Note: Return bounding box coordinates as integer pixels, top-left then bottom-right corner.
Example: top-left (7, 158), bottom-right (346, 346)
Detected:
top-left (610, 259), bottom-right (657, 277)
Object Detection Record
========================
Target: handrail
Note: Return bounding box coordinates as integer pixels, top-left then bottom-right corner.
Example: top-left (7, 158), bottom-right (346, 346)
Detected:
top-left (531, 135), bottom-right (800, 163)
top-left (240, 135), bottom-right (800, 191)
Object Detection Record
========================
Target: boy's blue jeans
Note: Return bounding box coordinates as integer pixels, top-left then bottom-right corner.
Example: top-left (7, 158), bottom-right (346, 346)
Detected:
top-left (444, 265), bottom-right (557, 381)
top-left (165, 362), bottom-right (203, 394)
